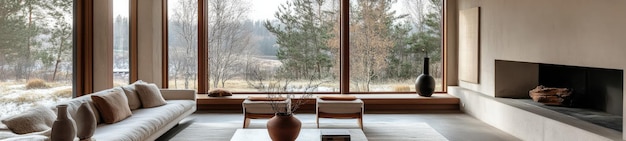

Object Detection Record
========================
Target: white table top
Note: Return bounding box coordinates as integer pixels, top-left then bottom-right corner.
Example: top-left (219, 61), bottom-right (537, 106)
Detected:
top-left (230, 129), bottom-right (368, 141)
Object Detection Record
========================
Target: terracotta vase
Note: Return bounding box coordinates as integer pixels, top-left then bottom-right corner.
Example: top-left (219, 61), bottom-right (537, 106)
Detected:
top-left (51, 104), bottom-right (77, 141)
top-left (415, 57), bottom-right (436, 97)
top-left (266, 113), bottom-right (301, 141)
top-left (75, 102), bottom-right (96, 140)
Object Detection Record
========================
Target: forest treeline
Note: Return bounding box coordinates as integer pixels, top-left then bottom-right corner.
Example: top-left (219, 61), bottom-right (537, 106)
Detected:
top-left (0, 0), bottom-right (73, 82)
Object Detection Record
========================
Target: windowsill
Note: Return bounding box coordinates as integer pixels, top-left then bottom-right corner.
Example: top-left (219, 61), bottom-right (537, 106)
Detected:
top-left (197, 93), bottom-right (456, 100)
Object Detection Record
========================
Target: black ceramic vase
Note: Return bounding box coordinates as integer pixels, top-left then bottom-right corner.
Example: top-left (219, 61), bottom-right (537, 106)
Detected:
top-left (415, 57), bottom-right (436, 97)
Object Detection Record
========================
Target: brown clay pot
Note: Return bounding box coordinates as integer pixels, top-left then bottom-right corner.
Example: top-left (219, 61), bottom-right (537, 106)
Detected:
top-left (266, 113), bottom-right (301, 141)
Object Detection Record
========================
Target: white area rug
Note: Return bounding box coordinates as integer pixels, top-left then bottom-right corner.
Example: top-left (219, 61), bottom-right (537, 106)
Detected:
top-left (170, 122), bottom-right (448, 141)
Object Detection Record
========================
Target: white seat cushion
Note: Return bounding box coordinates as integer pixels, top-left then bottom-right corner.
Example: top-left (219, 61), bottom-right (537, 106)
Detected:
top-left (317, 98), bottom-right (363, 113)
top-left (92, 100), bottom-right (194, 141)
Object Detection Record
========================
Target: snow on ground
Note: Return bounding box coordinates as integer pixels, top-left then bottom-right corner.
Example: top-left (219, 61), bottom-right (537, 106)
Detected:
top-left (0, 84), bottom-right (72, 119)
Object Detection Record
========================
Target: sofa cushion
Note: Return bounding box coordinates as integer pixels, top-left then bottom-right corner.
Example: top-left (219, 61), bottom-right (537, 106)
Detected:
top-left (0, 106), bottom-right (55, 134)
top-left (56, 89), bottom-right (111, 124)
top-left (92, 100), bottom-right (194, 141)
top-left (135, 83), bottom-right (167, 108)
top-left (121, 80), bottom-right (146, 110)
top-left (0, 133), bottom-right (48, 141)
top-left (91, 89), bottom-right (132, 124)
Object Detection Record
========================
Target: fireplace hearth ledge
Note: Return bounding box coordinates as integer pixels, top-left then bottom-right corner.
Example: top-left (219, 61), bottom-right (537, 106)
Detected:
top-left (449, 86), bottom-right (621, 141)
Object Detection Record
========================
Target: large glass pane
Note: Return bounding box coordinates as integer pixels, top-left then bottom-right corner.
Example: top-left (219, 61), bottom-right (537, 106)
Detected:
top-left (207, 0), bottom-right (340, 92)
top-left (113, 0), bottom-right (130, 86)
top-left (349, 0), bottom-right (443, 92)
top-left (168, 0), bottom-right (198, 89)
top-left (0, 0), bottom-right (74, 118)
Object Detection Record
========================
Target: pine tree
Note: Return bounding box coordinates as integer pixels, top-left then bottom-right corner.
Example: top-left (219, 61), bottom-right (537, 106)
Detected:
top-left (264, 0), bottom-right (335, 80)
top-left (385, 0), bottom-right (442, 80)
top-left (49, 0), bottom-right (73, 81)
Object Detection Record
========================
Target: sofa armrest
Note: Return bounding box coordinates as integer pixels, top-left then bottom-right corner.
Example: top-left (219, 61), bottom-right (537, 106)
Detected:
top-left (160, 89), bottom-right (197, 101)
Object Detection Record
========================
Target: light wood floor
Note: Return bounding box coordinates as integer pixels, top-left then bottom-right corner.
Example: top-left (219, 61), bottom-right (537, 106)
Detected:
top-left (158, 111), bottom-right (521, 141)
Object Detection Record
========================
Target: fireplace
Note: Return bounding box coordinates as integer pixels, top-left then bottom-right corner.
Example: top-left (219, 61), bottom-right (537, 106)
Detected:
top-left (494, 60), bottom-right (623, 131)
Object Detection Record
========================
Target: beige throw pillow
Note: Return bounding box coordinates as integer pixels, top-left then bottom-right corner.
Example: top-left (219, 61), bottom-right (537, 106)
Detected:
top-left (121, 80), bottom-right (146, 110)
top-left (91, 90), bottom-right (132, 124)
top-left (135, 83), bottom-right (167, 108)
top-left (1, 106), bottom-right (56, 134)
top-left (208, 88), bottom-right (232, 97)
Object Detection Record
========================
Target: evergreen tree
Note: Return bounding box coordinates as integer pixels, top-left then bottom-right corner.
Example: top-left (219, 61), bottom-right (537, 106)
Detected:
top-left (385, 0), bottom-right (442, 80)
top-left (48, 0), bottom-right (74, 81)
top-left (264, 0), bottom-right (335, 80)
top-left (0, 0), bottom-right (50, 80)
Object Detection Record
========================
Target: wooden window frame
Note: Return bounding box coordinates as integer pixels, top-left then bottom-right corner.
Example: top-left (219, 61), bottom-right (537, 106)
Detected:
top-left (130, 0), bottom-right (138, 83)
top-left (74, 0), bottom-right (94, 97)
top-left (161, 0), bottom-right (448, 94)
top-left (161, 0), bottom-right (169, 88)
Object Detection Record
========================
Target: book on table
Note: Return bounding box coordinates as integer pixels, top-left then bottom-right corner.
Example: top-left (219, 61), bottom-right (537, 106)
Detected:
top-left (321, 129), bottom-right (350, 141)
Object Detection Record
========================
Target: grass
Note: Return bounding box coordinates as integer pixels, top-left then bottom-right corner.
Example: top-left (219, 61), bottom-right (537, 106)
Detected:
top-left (52, 87), bottom-right (73, 98)
top-left (393, 85), bottom-right (411, 92)
top-left (0, 80), bottom-right (72, 118)
top-left (25, 79), bottom-right (50, 89)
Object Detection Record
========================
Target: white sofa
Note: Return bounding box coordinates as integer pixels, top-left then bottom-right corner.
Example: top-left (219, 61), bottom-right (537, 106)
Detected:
top-left (0, 87), bottom-right (196, 141)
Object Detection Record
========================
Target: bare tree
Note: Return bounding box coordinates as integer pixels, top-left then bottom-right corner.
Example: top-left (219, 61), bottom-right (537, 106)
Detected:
top-left (207, 0), bottom-right (254, 88)
top-left (404, 0), bottom-right (441, 31)
top-left (349, 0), bottom-right (397, 91)
top-left (170, 0), bottom-right (199, 89)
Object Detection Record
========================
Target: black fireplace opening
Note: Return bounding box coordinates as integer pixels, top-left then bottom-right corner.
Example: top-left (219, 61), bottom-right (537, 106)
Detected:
top-left (537, 64), bottom-right (623, 131)
top-left (539, 64), bottom-right (623, 115)
top-left (494, 60), bottom-right (624, 131)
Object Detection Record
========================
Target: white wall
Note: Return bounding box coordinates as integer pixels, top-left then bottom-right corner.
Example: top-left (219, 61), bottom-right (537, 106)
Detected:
top-left (93, 0), bottom-right (113, 91)
top-left (136, 0), bottom-right (163, 87)
top-left (452, 0), bottom-right (626, 140)
top-left (457, 0), bottom-right (626, 96)
top-left (90, 0), bottom-right (163, 90)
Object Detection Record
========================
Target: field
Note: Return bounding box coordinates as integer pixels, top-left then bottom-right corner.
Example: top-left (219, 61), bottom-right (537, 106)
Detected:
top-left (0, 81), bottom-right (72, 118)
top-left (168, 78), bottom-right (443, 93)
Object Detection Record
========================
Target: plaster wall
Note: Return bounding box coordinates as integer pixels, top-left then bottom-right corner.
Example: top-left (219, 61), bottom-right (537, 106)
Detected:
top-left (93, 0), bottom-right (113, 91)
top-left (136, 0), bottom-right (163, 87)
top-left (451, 0), bottom-right (626, 140)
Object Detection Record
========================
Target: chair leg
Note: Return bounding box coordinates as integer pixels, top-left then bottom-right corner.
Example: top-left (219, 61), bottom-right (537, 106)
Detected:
top-left (243, 118), bottom-right (251, 128)
top-left (316, 117), bottom-right (320, 128)
top-left (316, 108), bottom-right (320, 128)
top-left (358, 118), bottom-right (363, 130)
top-left (358, 114), bottom-right (363, 130)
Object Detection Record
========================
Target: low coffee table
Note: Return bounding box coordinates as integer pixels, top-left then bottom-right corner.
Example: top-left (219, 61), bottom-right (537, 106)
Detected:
top-left (230, 129), bottom-right (368, 141)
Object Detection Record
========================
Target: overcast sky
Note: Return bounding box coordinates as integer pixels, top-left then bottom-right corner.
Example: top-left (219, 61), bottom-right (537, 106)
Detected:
top-left (112, 0), bottom-right (420, 21)
top-left (113, 0), bottom-right (129, 18)
top-left (250, 0), bottom-right (288, 21)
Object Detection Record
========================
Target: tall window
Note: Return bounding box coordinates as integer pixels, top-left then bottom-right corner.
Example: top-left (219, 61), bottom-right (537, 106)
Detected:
top-left (168, 0), bottom-right (199, 89)
top-left (0, 0), bottom-right (74, 118)
top-left (167, 0), bottom-right (444, 94)
top-left (113, 0), bottom-right (130, 86)
top-left (349, 0), bottom-right (443, 92)
top-left (206, 0), bottom-right (340, 92)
